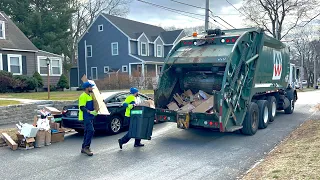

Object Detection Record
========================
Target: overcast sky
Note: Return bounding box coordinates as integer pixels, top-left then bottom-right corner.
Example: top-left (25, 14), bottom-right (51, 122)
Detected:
top-left (127, 0), bottom-right (245, 29)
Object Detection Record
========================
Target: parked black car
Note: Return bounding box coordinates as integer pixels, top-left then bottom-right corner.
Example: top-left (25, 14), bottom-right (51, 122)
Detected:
top-left (61, 91), bottom-right (152, 134)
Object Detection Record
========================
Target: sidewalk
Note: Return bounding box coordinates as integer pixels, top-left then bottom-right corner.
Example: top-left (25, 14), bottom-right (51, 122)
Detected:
top-left (0, 98), bottom-right (47, 104)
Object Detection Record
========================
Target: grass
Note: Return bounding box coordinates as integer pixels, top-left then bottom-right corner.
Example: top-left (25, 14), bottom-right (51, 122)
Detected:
top-left (0, 100), bottom-right (21, 106)
top-left (0, 91), bottom-right (82, 101)
top-left (0, 89), bottom-right (155, 101)
top-left (242, 119), bottom-right (320, 180)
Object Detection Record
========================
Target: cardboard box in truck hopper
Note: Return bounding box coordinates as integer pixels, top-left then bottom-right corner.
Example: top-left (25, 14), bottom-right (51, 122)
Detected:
top-left (192, 96), bottom-right (214, 113)
top-left (81, 75), bottom-right (110, 115)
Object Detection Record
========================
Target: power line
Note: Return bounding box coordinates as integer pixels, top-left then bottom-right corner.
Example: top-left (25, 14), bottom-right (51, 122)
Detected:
top-left (137, 0), bottom-right (205, 17)
top-left (210, 12), bottom-right (236, 28)
top-left (225, 0), bottom-right (247, 18)
top-left (210, 18), bottom-right (229, 29)
top-left (170, 0), bottom-right (206, 10)
top-left (137, 0), bottom-right (204, 22)
top-left (301, 12), bottom-right (320, 27)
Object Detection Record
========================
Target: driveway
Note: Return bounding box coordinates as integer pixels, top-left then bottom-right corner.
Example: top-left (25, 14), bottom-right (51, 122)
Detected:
top-left (0, 90), bottom-right (319, 180)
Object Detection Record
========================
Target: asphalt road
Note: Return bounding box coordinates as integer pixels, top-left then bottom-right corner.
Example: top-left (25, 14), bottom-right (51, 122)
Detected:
top-left (1, 90), bottom-right (320, 180)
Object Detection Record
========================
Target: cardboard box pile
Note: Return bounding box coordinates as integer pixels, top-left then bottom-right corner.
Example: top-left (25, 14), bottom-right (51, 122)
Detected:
top-left (2, 106), bottom-right (67, 151)
top-left (167, 90), bottom-right (215, 113)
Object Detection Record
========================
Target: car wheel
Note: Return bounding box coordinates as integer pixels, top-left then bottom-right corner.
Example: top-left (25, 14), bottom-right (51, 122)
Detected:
top-left (108, 116), bottom-right (122, 134)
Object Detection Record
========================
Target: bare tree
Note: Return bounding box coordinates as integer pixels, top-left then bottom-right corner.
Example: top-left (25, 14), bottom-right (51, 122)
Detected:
top-left (240, 0), bottom-right (319, 40)
top-left (290, 26), bottom-right (319, 88)
top-left (68, 0), bottom-right (132, 65)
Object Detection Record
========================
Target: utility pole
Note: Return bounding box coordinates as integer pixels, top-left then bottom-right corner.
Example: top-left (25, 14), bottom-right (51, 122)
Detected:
top-left (275, 0), bottom-right (279, 40)
top-left (205, 0), bottom-right (210, 31)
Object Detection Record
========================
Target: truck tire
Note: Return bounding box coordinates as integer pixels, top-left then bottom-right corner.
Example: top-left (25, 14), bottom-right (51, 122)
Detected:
top-left (284, 97), bottom-right (295, 114)
top-left (241, 102), bottom-right (259, 135)
top-left (257, 100), bottom-right (269, 129)
top-left (267, 96), bottom-right (277, 122)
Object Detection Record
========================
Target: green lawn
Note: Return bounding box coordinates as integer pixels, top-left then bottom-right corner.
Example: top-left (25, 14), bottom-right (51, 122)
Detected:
top-left (0, 89), bottom-right (154, 101)
top-left (0, 100), bottom-right (21, 106)
top-left (0, 91), bottom-right (82, 101)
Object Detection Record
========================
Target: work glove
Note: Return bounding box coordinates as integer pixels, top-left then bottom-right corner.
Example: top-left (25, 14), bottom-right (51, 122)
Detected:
top-left (90, 110), bottom-right (98, 116)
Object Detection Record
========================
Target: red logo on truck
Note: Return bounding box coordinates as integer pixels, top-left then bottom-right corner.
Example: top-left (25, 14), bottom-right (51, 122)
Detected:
top-left (273, 50), bottom-right (282, 80)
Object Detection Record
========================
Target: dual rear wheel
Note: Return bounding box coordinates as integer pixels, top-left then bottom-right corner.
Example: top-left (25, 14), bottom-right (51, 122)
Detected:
top-left (241, 96), bottom-right (278, 135)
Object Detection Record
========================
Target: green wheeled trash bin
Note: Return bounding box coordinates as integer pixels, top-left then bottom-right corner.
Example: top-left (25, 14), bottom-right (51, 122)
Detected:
top-left (128, 106), bottom-right (155, 140)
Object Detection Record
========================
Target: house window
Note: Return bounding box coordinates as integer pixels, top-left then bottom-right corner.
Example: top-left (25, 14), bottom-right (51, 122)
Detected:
top-left (122, 65), bottom-right (128, 72)
top-left (0, 21), bottom-right (5, 39)
top-left (91, 67), bottom-right (98, 80)
top-left (111, 42), bottom-right (119, 56)
top-left (141, 42), bottom-right (147, 56)
top-left (0, 53), bottom-right (2, 70)
top-left (157, 45), bottom-right (162, 57)
top-left (8, 54), bottom-right (22, 75)
top-left (98, 24), bottom-right (103, 32)
top-left (104, 66), bottom-right (110, 73)
top-left (51, 59), bottom-right (61, 75)
top-left (38, 56), bottom-right (62, 76)
top-left (39, 59), bottom-right (48, 75)
top-left (86, 45), bottom-right (92, 57)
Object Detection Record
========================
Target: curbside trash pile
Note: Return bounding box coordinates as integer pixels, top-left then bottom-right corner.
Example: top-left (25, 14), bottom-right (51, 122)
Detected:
top-left (1, 106), bottom-right (66, 151)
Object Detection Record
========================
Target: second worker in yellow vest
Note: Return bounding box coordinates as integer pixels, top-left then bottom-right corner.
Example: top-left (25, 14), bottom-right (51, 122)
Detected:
top-left (118, 87), bottom-right (144, 149)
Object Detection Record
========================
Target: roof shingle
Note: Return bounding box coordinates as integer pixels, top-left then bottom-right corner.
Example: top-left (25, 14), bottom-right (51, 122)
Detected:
top-left (102, 14), bottom-right (184, 44)
top-left (0, 12), bottom-right (38, 51)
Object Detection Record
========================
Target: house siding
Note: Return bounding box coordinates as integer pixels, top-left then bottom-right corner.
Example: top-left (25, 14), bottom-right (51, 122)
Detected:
top-left (149, 44), bottom-right (154, 57)
top-left (78, 15), bottom-right (139, 82)
top-left (154, 38), bottom-right (164, 57)
top-left (36, 51), bottom-right (63, 87)
top-left (0, 50), bottom-right (36, 76)
top-left (0, 13), bottom-right (8, 38)
top-left (138, 35), bottom-right (149, 56)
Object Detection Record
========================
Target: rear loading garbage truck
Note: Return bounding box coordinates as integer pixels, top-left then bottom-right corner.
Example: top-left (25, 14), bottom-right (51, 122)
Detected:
top-left (154, 28), bottom-right (298, 135)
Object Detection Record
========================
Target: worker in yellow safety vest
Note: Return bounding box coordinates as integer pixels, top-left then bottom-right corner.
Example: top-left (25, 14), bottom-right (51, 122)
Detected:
top-left (78, 82), bottom-right (98, 156)
top-left (118, 87), bottom-right (144, 149)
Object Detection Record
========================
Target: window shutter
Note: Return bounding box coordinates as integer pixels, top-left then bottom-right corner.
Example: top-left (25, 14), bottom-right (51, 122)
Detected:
top-left (22, 56), bottom-right (27, 75)
top-left (2, 54), bottom-right (8, 71)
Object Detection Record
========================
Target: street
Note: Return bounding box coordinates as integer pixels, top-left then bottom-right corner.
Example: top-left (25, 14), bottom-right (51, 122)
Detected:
top-left (1, 90), bottom-right (319, 180)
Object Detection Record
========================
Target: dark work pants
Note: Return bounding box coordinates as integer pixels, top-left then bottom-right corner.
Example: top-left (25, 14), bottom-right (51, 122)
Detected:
top-left (120, 117), bottom-right (141, 145)
top-left (82, 118), bottom-right (95, 149)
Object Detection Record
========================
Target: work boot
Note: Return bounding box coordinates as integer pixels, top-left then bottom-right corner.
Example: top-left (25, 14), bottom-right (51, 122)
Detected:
top-left (118, 139), bottom-right (123, 149)
top-left (134, 143), bottom-right (144, 147)
top-left (82, 146), bottom-right (93, 156)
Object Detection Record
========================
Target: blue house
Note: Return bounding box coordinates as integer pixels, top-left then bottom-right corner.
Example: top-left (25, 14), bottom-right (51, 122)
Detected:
top-left (77, 13), bottom-right (185, 85)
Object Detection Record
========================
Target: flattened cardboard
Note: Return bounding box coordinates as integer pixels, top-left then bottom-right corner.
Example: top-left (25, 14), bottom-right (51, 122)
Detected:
top-left (81, 75), bottom-right (110, 115)
top-left (139, 100), bottom-right (155, 109)
top-left (179, 104), bottom-right (195, 112)
top-left (44, 107), bottom-right (62, 115)
top-left (192, 96), bottom-right (214, 113)
top-left (192, 100), bottom-right (206, 107)
top-left (2, 133), bottom-right (18, 150)
top-left (184, 89), bottom-right (193, 97)
top-left (167, 102), bottom-right (179, 111)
